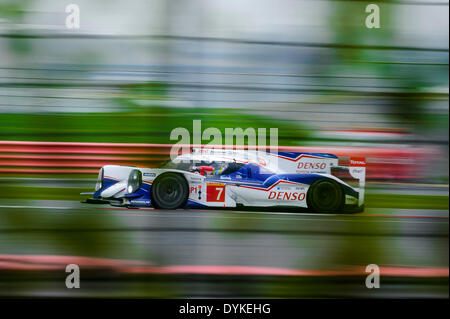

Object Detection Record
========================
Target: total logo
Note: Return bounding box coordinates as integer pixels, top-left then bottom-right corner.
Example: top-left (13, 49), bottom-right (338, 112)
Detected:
top-left (350, 158), bottom-right (366, 167)
top-left (297, 162), bottom-right (327, 169)
top-left (268, 191), bottom-right (306, 201)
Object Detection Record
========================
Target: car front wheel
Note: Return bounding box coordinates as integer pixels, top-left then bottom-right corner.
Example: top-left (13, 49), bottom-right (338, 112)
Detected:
top-left (151, 173), bottom-right (189, 209)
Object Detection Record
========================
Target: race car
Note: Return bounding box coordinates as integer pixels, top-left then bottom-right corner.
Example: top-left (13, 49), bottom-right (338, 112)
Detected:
top-left (82, 148), bottom-right (366, 213)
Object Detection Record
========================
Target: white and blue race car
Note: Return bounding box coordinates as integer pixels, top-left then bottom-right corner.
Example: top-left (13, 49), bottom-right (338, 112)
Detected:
top-left (82, 148), bottom-right (366, 213)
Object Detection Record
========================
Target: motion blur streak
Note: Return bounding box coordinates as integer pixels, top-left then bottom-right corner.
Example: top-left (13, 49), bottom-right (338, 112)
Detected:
top-left (0, 0), bottom-right (448, 298)
top-left (0, 254), bottom-right (448, 277)
top-left (0, 207), bottom-right (448, 297)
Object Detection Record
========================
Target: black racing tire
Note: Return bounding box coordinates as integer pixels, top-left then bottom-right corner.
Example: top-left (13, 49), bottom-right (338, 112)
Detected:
top-left (307, 179), bottom-right (344, 213)
top-left (151, 173), bottom-right (189, 209)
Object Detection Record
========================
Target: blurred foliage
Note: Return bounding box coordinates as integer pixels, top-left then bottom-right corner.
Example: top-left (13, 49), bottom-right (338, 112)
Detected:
top-left (0, 205), bottom-right (141, 260)
top-left (365, 193), bottom-right (449, 210)
top-left (0, 0), bottom-right (33, 54)
top-left (327, 1), bottom-right (448, 130)
top-left (0, 0), bottom-right (31, 19)
top-left (0, 108), bottom-right (311, 145)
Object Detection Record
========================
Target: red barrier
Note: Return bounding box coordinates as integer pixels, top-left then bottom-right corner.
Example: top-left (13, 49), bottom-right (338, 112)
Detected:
top-left (0, 254), bottom-right (447, 277)
top-left (0, 141), bottom-right (439, 180)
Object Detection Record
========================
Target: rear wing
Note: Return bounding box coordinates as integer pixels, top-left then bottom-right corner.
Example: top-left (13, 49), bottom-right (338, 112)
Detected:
top-left (332, 157), bottom-right (366, 206)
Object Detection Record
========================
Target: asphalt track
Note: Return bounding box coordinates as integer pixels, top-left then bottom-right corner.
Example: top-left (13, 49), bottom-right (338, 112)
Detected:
top-left (0, 201), bottom-right (448, 297)
top-left (1, 201), bottom-right (448, 268)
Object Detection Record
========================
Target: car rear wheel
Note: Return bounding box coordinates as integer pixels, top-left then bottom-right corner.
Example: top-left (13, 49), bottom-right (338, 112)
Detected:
top-left (151, 173), bottom-right (188, 209)
top-left (307, 179), bottom-right (344, 213)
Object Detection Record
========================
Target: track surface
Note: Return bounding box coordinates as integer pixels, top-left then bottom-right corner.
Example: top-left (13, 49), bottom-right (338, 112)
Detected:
top-left (0, 200), bottom-right (448, 297)
top-left (1, 201), bottom-right (448, 268)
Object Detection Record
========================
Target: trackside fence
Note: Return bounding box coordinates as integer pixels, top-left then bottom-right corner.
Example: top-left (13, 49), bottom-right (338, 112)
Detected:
top-left (0, 141), bottom-right (439, 180)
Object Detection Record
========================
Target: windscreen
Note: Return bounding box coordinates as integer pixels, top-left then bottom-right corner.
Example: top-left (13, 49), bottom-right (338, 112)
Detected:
top-left (161, 159), bottom-right (244, 176)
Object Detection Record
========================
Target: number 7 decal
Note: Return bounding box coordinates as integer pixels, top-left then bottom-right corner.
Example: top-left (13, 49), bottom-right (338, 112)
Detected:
top-left (215, 187), bottom-right (223, 200)
top-left (206, 183), bottom-right (226, 202)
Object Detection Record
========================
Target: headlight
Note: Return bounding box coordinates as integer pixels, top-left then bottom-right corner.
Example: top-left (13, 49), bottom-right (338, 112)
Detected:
top-left (95, 168), bottom-right (104, 191)
top-left (126, 169), bottom-right (142, 194)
